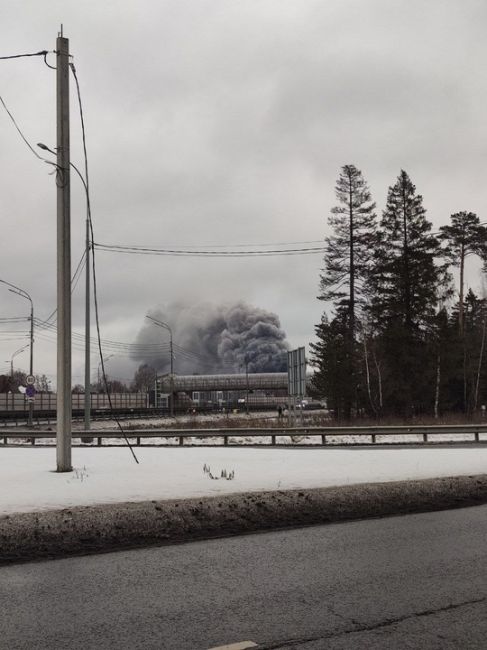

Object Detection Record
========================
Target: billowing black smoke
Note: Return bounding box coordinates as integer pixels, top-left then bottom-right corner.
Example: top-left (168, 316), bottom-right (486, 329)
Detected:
top-left (133, 301), bottom-right (289, 374)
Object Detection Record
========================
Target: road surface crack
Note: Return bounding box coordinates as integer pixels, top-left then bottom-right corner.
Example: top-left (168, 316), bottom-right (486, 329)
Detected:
top-left (260, 595), bottom-right (486, 648)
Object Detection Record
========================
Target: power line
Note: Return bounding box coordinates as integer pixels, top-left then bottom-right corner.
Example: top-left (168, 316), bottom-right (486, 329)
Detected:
top-left (70, 61), bottom-right (138, 463)
top-left (94, 242), bottom-right (326, 257)
top-left (133, 239), bottom-right (325, 249)
top-left (0, 317), bottom-right (30, 323)
top-left (34, 320), bottom-right (171, 353)
top-left (0, 78), bottom-right (322, 263)
top-left (40, 249), bottom-right (88, 324)
top-left (0, 95), bottom-right (44, 160)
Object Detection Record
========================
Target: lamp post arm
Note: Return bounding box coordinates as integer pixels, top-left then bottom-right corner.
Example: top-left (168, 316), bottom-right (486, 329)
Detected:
top-left (1, 280), bottom-right (34, 379)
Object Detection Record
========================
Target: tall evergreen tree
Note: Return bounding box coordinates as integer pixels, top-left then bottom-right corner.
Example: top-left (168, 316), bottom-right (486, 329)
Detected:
top-left (319, 164), bottom-right (377, 333)
top-left (309, 311), bottom-right (351, 419)
top-left (367, 170), bottom-right (450, 414)
top-left (368, 170), bottom-right (448, 331)
top-left (438, 211), bottom-right (487, 334)
top-left (316, 164), bottom-right (377, 417)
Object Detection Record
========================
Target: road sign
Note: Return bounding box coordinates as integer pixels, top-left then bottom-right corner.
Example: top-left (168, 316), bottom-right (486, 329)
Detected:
top-left (26, 375), bottom-right (35, 385)
top-left (25, 385), bottom-right (36, 398)
top-left (287, 347), bottom-right (306, 397)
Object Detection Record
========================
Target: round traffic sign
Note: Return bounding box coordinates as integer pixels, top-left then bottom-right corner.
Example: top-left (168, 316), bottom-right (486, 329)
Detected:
top-left (26, 375), bottom-right (35, 385)
top-left (25, 385), bottom-right (36, 398)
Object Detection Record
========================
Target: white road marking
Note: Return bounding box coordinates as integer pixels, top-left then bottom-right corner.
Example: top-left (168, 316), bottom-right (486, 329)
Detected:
top-left (207, 642), bottom-right (258, 650)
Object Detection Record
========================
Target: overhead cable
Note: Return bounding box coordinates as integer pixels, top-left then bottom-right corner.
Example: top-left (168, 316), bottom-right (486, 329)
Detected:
top-left (94, 242), bottom-right (326, 257)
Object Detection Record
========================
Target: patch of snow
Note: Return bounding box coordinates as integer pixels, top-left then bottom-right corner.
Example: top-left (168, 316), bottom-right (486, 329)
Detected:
top-left (1, 446), bottom-right (487, 515)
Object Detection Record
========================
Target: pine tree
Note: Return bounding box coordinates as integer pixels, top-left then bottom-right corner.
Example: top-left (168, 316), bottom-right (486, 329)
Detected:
top-left (317, 164), bottom-right (377, 417)
top-left (438, 211), bottom-right (487, 334)
top-left (319, 164), bottom-right (377, 333)
top-left (367, 170), bottom-right (450, 415)
top-left (368, 170), bottom-right (448, 331)
top-left (309, 311), bottom-right (351, 419)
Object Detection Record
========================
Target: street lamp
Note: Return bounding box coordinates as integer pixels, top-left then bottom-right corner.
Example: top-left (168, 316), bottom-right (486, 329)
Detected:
top-left (0, 279), bottom-right (34, 426)
top-left (7, 343), bottom-right (30, 378)
top-left (146, 315), bottom-right (174, 417)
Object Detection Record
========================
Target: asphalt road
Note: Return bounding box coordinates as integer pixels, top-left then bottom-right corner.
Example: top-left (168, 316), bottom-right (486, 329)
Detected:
top-left (1, 505), bottom-right (486, 649)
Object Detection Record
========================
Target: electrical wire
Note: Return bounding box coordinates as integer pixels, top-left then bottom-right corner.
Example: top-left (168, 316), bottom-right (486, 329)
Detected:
top-left (94, 242), bottom-right (326, 257)
top-left (1, 91), bottom-right (324, 262)
top-left (71, 61), bottom-right (138, 463)
top-left (131, 239), bottom-right (325, 249)
top-left (0, 317), bottom-right (30, 323)
top-left (0, 95), bottom-right (44, 160)
top-left (71, 252), bottom-right (87, 294)
top-left (2, 49), bottom-right (138, 460)
top-left (35, 318), bottom-right (169, 349)
top-left (40, 249), bottom-right (89, 325)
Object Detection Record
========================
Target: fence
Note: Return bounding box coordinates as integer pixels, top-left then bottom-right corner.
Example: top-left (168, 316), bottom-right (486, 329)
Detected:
top-left (0, 392), bottom-right (148, 412)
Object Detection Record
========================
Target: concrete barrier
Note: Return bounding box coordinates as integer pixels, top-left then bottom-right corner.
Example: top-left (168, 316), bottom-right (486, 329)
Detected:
top-left (1, 474), bottom-right (487, 564)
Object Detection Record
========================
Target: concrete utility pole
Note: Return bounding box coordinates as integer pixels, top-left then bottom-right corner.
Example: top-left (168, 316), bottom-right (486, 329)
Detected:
top-left (38, 141), bottom-right (91, 435)
top-left (245, 357), bottom-right (250, 415)
top-left (146, 315), bottom-right (175, 417)
top-left (0, 280), bottom-right (35, 425)
top-left (56, 31), bottom-right (72, 472)
top-left (28, 298), bottom-right (34, 426)
top-left (84, 216), bottom-right (91, 432)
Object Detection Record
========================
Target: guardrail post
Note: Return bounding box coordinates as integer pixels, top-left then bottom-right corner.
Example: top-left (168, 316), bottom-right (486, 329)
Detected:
top-left (224, 435), bottom-right (228, 446)
top-left (137, 436), bottom-right (141, 446)
top-left (423, 433), bottom-right (428, 442)
top-left (97, 437), bottom-right (102, 446)
top-left (475, 432), bottom-right (479, 442)
top-left (179, 436), bottom-right (184, 446)
top-left (321, 434), bottom-right (326, 445)
top-left (371, 434), bottom-right (376, 444)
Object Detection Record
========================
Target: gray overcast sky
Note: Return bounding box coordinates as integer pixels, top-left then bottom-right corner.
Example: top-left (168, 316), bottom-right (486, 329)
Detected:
top-left (1, 0), bottom-right (486, 386)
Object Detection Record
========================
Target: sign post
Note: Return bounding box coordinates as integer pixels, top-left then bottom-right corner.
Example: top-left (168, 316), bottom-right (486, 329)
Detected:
top-left (287, 347), bottom-right (306, 426)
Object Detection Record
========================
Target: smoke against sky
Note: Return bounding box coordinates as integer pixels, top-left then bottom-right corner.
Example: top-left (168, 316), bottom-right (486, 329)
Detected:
top-left (0, 1), bottom-right (486, 385)
top-left (137, 302), bottom-right (289, 375)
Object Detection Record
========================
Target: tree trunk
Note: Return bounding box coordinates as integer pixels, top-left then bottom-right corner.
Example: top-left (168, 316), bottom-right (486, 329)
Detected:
top-left (362, 333), bottom-right (376, 416)
top-left (474, 316), bottom-right (487, 412)
top-left (434, 352), bottom-right (441, 419)
top-left (402, 185), bottom-right (412, 329)
top-left (346, 174), bottom-right (355, 420)
top-left (459, 244), bottom-right (465, 335)
top-left (372, 349), bottom-right (383, 412)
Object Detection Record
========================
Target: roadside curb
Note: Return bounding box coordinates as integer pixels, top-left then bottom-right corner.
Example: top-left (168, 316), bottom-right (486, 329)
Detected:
top-left (1, 474), bottom-right (487, 564)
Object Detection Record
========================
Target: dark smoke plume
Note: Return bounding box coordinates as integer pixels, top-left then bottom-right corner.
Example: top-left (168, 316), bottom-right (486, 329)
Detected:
top-left (134, 301), bottom-right (289, 374)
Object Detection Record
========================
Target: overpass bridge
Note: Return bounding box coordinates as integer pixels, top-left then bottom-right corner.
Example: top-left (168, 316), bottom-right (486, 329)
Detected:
top-left (156, 372), bottom-right (289, 393)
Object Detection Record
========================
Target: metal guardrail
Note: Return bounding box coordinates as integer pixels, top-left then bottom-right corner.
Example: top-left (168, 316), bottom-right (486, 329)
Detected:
top-left (2, 424), bottom-right (487, 446)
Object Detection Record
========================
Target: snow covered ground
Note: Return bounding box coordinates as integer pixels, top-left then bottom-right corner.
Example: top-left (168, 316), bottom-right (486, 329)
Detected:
top-left (2, 445), bottom-right (487, 515)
